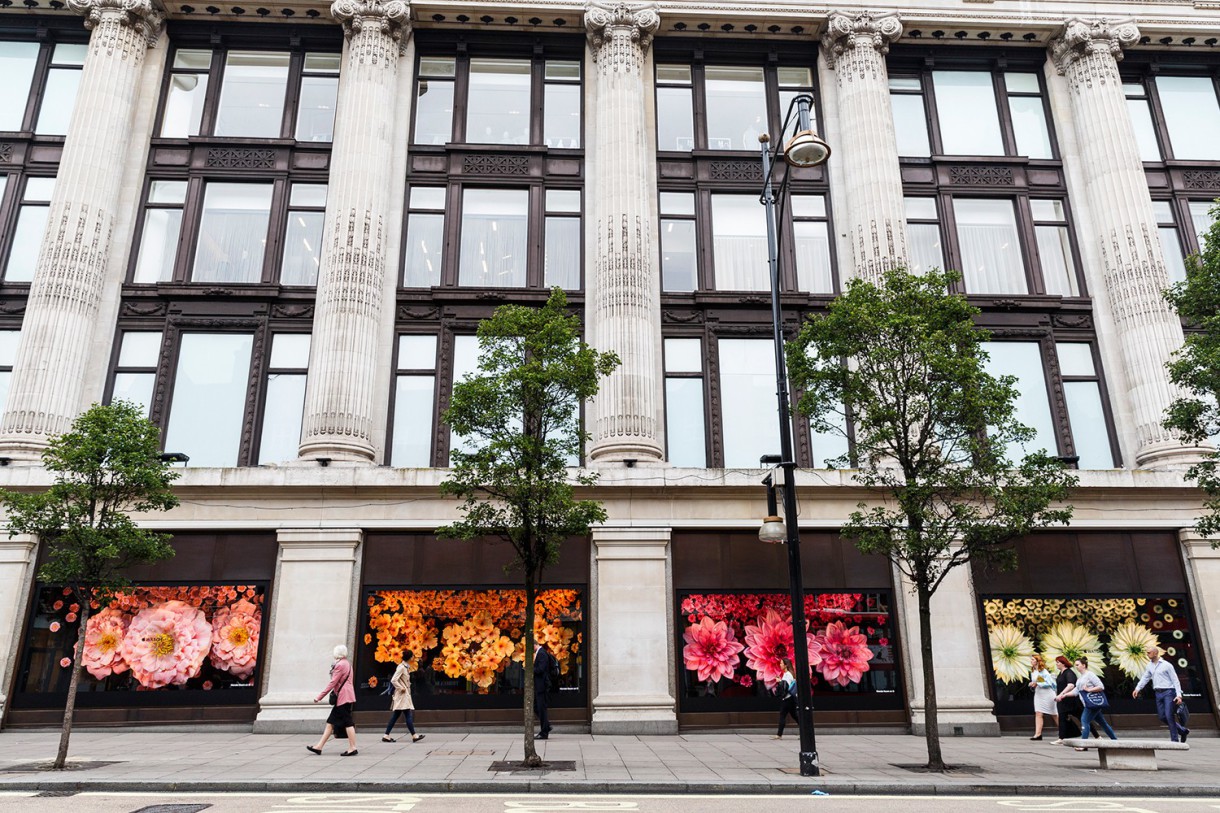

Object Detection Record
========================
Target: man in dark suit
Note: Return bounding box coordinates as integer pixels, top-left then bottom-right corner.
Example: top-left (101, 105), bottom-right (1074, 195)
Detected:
top-left (533, 643), bottom-right (555, 739)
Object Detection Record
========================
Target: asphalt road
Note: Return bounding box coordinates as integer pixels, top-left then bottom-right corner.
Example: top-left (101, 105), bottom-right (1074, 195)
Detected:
top-left (3, 794), bottom-right (1220, 813)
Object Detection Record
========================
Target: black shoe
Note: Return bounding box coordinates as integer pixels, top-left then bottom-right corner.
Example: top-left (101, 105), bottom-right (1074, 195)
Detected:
top-left (306, 746), bottom-right (322, 755)
top-left (1030, 735), bottom-right (1042, 741)
top-left (536, 733), bottom-right (549, 740)
top-left (341, 749), bottom-right (358, 757)
top-left (1180, 728), bottom-right (1190, 743)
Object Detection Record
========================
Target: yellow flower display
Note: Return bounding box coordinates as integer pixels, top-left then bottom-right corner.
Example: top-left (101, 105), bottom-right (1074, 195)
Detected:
top-left (989, 624), bottom-right (1036, 683)
top-left (1108, 622), bottom-right (1160, 678)
top-left (365, 588), bottom-right (582, 693)
top-left (1040, 622), bottom-right (1105, 671)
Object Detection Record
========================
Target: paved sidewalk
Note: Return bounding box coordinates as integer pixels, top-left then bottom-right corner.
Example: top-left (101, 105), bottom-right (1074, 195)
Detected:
top-left (0, 729), bottom-right (1216, 796)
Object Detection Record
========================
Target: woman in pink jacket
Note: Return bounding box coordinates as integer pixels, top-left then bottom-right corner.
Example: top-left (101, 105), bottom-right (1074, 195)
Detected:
top-left (307, 645), bottom-right (358, 756)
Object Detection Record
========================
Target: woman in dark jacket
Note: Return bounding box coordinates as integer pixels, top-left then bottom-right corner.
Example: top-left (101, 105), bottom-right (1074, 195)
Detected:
top-left (1054, 654), bottom-right (1084, 742)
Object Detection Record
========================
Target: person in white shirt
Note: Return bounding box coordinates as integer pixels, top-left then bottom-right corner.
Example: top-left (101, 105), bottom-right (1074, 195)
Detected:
top-left (1132, 646), bottom-right (1189, 742)
top-left (772, 659), bottom-right (799, 740)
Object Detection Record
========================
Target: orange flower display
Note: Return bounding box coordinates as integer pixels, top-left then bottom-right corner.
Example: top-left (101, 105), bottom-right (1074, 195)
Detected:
top-left (365, 589), bottom-right (582, 694)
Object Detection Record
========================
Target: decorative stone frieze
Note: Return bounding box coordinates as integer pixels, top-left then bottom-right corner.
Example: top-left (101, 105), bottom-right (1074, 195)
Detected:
top-left (0, 0), bottom-right (163, 458)
top-left (297, 0), bottom-right (409, 462)
top-left (583, 1), bottom-right (665, 464)
top-left (820, 11), bottom-right (908, 283)
top-left (1048, 18), bottom-right (1202, 469)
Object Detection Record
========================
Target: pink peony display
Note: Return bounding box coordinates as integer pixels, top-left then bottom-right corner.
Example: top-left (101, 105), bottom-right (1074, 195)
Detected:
top-left (81, 607), bottom-right (131, 680)
top-left (809, 621), bottom-right (874, 686)
top-left (682, 617), bottom-right (745, 683)
top-left (744, 609), bottom-right (814, 689)
top-left (120, 600), bottom-right (213, 689)
top-left (209, 599), bottom-right (261, 680)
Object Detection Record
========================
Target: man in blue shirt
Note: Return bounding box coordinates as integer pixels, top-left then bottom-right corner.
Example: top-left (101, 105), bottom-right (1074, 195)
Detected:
top-left (1132, 646), bottom-right (1189, 742)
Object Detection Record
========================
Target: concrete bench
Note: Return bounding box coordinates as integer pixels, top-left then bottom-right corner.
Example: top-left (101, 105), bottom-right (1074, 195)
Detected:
top-left (1060, 738), bottom-right (1189, 770)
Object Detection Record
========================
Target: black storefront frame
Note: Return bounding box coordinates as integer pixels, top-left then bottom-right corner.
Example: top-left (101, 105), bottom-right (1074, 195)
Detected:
top-left (9, 578), bottom-right (271, 712)
top-left (355, 582), bottom-right (589, 713)
top-left (673, 587), bottom-right (905, 715)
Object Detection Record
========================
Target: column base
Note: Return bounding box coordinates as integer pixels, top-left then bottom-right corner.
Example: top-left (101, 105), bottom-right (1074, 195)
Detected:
top-left (254, 694), bottom-right (333, 734)
top-left (0, 438), bottom-right (50, 462)
top-left (908, 700), bottom-right (1000, 737)
top-left (1136, 441), bottom-right (1212, 471)
top-left (591, 693), bottom-right (678, 735)
top-left (297, 438), bottom-right (377, 464)
top-left (587, 440), bottom-right (665, 465)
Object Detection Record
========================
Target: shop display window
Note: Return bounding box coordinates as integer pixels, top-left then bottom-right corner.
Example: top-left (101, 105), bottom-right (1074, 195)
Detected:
top-left (359, 588), bottom-right (585, 708)
top-left (16, 583), bottom-right (266, 704)
top-left (982, 595), bottom-right (1211, 715)
top-left (677, 590), bottom-right (902, 712)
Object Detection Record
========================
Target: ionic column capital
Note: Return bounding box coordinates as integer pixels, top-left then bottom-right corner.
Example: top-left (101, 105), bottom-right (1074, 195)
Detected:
top-left (1049, 17), bottom-right (1139, 76)
top-left (820, 11), bottom-right (902, 69)
top-left (67, 0), bottom-right (164, 47)
top-left (584, 1), bottom-right (660, 62)
top-left (330, 0), bottom-right (411, 43)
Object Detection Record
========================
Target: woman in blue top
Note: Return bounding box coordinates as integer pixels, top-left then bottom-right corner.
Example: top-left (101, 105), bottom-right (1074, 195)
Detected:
top-left (1028, 654), bottom-right (1058, 740)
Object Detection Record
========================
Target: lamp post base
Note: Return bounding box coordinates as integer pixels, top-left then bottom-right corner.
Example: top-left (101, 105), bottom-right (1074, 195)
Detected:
top-left (800, 750), bottom-right (820, 776)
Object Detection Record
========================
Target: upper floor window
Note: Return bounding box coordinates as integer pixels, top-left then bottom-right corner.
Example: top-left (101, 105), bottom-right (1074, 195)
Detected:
top-left (2, 176), bottom-right (55, 283)
top-left (159, 47), bottom-right (340, 141)
top-left (890, 70), bottom-right (1054, 159)
top-left (411, 53), bottom-right (582, 148)
top-left (0, 40), bottom-right (85, 136)
top-left (656, 63), bottom-right (816, 152)
top-left (0, 329), bottom-right (20, 419)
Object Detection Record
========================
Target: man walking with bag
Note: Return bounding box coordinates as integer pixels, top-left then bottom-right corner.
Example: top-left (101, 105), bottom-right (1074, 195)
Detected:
top-left (534, 643), bottom-right (558, 739)
top-left (1133, 646), bottom-right (1189, 742)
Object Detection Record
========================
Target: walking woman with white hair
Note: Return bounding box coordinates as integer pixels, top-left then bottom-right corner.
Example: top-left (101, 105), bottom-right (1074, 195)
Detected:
top-left (307, 644), bottom-right (358, 756)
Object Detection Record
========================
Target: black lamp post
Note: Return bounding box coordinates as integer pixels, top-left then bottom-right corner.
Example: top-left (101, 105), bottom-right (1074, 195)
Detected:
top-left (756, 93), bottom-right (830, 778)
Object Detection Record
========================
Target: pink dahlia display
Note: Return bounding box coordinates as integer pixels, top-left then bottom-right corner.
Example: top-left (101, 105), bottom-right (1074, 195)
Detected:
top-left (209, 599), bottom-right (261, 680)
top-left (744, 609), bottom-right (814, 689)
top-left (682, 617), bottom-right (744, 682)
top-left (81, 607), bottom-right (131, 680)
top-left (120, 600), bottom-right (213, 688)
top-left (809, 621), bottom-right (874, 686)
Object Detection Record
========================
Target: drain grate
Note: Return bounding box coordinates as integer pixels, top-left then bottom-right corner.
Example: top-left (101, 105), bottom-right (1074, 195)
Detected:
top-left (129, 806), bottom-right (212, 813)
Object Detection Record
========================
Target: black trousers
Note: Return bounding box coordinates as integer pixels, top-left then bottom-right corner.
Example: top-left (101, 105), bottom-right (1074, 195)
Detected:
top-left (535, 692), bottom-right (551, 733)
top-left (777, 696), bottom-right (798, 736)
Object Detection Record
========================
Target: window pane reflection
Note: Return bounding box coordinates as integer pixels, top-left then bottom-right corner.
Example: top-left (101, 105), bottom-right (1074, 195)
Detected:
top-left (981, 341), bottom-right (1057, 462)
top-left (414, 75), bottom-right (454, 145)
top-left (793, 221), bottom-right (832, 293)
top-left (657, 87), bottom-right (694, 151)
top-left (704, 66), bottom-right (766, 151)
top-left (1036, 225), bottom-right (1078, 296)
top-left (719, 339), bottom-right (780, 467)
top-left (5, 205), bottom-right (50, 282)
top-left (161, 73), bottom-right (209, 138)
top-left (544, 216), bottom-right (580, 289)
top-left (661, 219), bottom-right (697, 292)
top-left (933, 71), bottom-right (1003, 156)
top-left (953, 198), bottom-right (1026, 294)
top-left (711, 195), bottom-right (768, 290)
top-left (404, 213), bottom-right (443, 287)
top-left (1008, 95), bottom-right (1052, 159)
top-left (1126, 97), bottom-right (1161, 162)
top-left (215, 51), bottom-right (290, 138)
top-left (907, 223), bottom-right (944, 275)
top-left (281, 210), bottom-right (324, 285)
top-left (1064, 381), bottom-right (1113, 469)
top-left (112, 373), bottom-right (156, 418)
top-left (1160, 227), bottom-right (1187, 285)
top-left (164, 333), bottom-right (254, 467)
top-left (665, 378), bottom-right (706, 467)
top-left (891, 94), bottom-right (931, 157)
top-left (466, 58), bottom-right (530, 145)
top-left (0, 42), bottom-right (39, 131)
top-left (1156, 76), bottom-right (1220, 161)
top-left (544, 83), bottom-right (580, 148)
top-left (258, 373), bottom-right (306, 463)
top-left (1189, 201), bottom-right (1217, 248)
top-left (36, 69), bottom-right (82, 135)
top-left (134, 209), bottom-right (183, 283)
top-left (192, 183), bottom-right (273, 283)
top-left (296, 75), bottom-right (338, 142)
top-left (459, 189), bottom-right (528, 287)
top-left (392, 376), bottom-right (436, 466)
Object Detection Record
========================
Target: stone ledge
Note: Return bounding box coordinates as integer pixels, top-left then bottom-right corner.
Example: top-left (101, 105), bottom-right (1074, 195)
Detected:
top-left (1061, 738), bottom-right (1189, 750)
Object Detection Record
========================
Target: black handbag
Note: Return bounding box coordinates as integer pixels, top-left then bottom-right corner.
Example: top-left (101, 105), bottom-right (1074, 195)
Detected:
top-left (328, 691), bottom-right (338, 706)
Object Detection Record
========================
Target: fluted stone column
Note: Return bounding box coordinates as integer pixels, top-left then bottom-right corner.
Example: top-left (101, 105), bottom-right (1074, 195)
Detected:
top-left (820, 11), bottom-right (908, 282)
top-left (584, 2), bottom-right (665, 464)
top-left (1050, 18), bottom-right (1202, 470)
top-left (298, 0), bottom-right (409, 463)
top-left (0, 0), bottom-right (163, 459)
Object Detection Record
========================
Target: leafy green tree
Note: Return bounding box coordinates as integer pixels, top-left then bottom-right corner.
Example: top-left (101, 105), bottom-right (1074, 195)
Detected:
top-left (0, 401), bottom-right (179, 770)
top-left (1164, 201), bottom-right (1220, 541)
top-left (438, 288), bottom-right (618, 767)
top-left (787, 269), bottom-right (1076, 771)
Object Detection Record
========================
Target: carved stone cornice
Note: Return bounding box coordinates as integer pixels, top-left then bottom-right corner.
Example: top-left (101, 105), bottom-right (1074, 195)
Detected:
top-left (584, 1), bottom-right (660, 61)
top-left (330, 0), bottom-right (410, 43)
top-left (1049, 17), bottom-right (1139, 76)
top-left (66, 0), bottom-right (164, 47)
top-left (820, 11), bottom-right (902, 69)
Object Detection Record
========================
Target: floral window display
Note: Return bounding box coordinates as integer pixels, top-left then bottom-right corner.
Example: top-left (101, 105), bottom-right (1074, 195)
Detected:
top-left (678, 591), bottom-right (902, 712)
top-left (982, 595), bottom-right (1211, 715)
top-left (360, 588), bottom-right (585, 708)
top-left (17, 584), bottom-right (266, 703)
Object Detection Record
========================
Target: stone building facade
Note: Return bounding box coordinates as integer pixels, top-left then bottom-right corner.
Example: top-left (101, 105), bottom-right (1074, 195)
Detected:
top-left (0, 0), bottom-right (1218, 735)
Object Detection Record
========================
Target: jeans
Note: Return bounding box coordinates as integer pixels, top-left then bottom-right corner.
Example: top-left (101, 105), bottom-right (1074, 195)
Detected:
top-left (1080, 705), bottom-right (1117, 740)
top-left (385, 709), bottom-right (415, 736)
top-left (777, 696), bottom-right (798, 736)
top-left (1154, 689), bottom-right (1184, 741)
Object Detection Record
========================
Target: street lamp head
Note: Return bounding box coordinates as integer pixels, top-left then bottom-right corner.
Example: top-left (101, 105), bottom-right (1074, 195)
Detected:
top-left (759, 515), bottom-right (787, 544)
top-left (783, 129), bottom-right (831, 168)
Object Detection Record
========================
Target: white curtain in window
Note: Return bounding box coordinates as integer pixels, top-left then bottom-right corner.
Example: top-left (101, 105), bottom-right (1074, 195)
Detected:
top-left (544, 216), bottom-right (581, 289)
top-left (793, 221), bottom-right (833, 293)
top-left (954, 198), bottom-right (1026, 294)
top-left (458, 190), bottom-right (528, 287)
top-left (192, 183), bottom-right (272, 283)
top-left (711, 195), bottom-right (768, 291)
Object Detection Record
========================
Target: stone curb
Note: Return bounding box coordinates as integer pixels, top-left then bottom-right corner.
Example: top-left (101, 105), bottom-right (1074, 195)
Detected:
top-left (1, 779), bottom-right (1220, 796)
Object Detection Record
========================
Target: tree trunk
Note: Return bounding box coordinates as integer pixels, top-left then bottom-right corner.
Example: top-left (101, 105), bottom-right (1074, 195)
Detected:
top-left (53, 597), bottom-right (89, 770)
top-left (521, 574), bottom-right (542, 768)
top-left (917, 583), bottom-right (945, 771)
